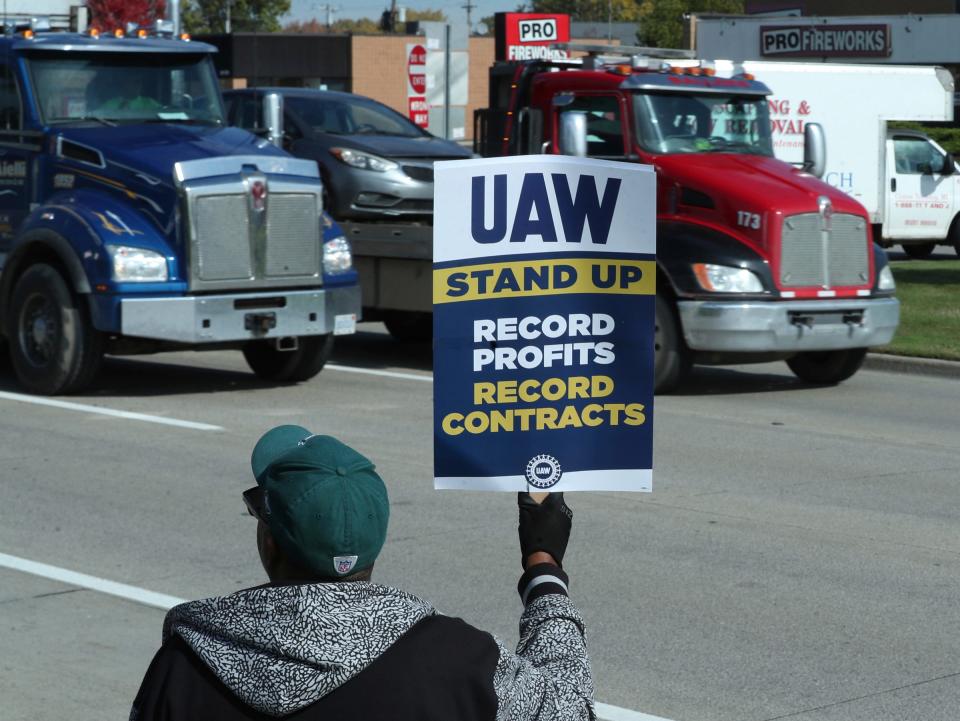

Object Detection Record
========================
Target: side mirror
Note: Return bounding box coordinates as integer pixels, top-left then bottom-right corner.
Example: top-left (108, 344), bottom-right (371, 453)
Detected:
top-left (917, 161), bottom-right (934, 176)
top-left (263, 93), bottom-right (284, 148)
top-left (802, 122), bottom-right (826, 178)
top-left (938, 153), bottom-right (954, 176)
top-left (558, 111), bottom-right (587, 157)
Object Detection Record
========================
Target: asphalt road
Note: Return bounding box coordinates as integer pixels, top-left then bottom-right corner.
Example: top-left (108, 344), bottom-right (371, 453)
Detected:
top-left (1, 325), bottom-right (958, 721)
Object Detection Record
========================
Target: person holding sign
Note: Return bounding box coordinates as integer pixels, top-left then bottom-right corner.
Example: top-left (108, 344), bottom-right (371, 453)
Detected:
top-left (130, 425), bottom-right (593, 721)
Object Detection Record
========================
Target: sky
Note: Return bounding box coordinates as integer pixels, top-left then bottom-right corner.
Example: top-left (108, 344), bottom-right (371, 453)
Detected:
top-left (283, 0), bottom-right (511, 28)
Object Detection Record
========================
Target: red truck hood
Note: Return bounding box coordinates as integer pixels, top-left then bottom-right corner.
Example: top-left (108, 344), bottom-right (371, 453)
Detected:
top-left (654, 152), bottom-right (867, 252)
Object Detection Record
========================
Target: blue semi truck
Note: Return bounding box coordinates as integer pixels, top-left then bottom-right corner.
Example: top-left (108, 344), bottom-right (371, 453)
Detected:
top-left (0, 27), bottom-right (360, 394)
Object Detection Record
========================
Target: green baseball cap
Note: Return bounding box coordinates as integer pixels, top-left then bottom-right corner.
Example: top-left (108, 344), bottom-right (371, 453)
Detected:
top-left (250, 425), bottom-right (389, 580)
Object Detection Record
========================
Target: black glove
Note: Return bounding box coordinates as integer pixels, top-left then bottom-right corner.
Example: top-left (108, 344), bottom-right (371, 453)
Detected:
top-left (518, 492), bottom-right (572, 568)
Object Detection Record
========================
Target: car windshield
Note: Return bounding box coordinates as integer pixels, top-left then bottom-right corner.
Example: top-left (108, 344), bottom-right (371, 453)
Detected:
top-left (633, 92), bottom-right (773, 156)
top-left (28, 52), bottom-right (224, 125)
top-left (285, 94), bottom-right (426, 138)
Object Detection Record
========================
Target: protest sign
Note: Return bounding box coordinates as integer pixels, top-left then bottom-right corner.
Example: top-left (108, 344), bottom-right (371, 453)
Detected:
top-left (433, 155), bottom-right (656, 492)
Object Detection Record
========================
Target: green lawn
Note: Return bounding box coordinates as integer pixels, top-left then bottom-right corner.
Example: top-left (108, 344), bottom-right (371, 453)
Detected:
top-left (877, 259), bottom-right (960, 361)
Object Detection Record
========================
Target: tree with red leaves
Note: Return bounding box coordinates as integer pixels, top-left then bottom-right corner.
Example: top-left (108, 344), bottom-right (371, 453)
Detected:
top-left (86, 0), bottom-right (168, 30)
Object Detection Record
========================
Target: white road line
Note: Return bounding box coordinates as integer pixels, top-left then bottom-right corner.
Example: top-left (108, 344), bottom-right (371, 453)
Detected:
top-left (595, 701), bottom-right (679, 721)
top-left (0, 552), bottom-right (186, 610)
top-left (0, 550), bottom-right (675, 721)
top-left (0, 391), bottom-right (224, 431)
top-left (326, 364), bottom-right (433, 383)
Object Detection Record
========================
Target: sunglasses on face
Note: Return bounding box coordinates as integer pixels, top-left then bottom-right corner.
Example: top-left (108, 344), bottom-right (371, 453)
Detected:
top-left (243, 486), bottom-right (268, 522)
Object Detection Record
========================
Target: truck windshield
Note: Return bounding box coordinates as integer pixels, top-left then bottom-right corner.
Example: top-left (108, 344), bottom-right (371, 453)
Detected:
top-left (27, 52), bottom-right (224, 126)
top-left (633, 93), bottom-right (773, 156)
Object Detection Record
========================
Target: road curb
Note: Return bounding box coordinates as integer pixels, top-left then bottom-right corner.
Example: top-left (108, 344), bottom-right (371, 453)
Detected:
top-left (865, 353), bottom-right (960, 380)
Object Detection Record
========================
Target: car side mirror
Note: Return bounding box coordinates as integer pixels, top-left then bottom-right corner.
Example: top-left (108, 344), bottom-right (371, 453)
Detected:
top-left (802, 122), bottom-right (826, 178)
top-left (917, 161), bottom-right (934, 175)
top-left (558, 111), bottom-right (587, 157)
top-left (939, 154), bottom-right (954, 175)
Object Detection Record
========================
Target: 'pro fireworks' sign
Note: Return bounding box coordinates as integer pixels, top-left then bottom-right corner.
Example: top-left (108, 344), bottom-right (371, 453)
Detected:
top-left (433, 156), bottom-right (655, 492)
top-left (494, 12), bottom-right (571, 61)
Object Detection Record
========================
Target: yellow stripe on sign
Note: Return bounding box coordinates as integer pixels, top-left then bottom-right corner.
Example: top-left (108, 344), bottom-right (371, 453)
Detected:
top-left (433, 257), bottom-right (656, 304)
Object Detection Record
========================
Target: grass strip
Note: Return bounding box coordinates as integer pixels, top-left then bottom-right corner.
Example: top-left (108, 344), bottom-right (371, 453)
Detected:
top-left (877, 259), bottom-right (960, 361)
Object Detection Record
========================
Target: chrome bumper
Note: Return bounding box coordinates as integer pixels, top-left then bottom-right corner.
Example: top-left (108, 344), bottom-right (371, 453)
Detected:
top-left (120, 285), bottom-right (361, 344)
top-left (677, 297), bottom-right (900, 352)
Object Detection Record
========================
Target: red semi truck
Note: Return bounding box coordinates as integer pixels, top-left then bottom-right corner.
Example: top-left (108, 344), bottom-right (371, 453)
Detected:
top-left (474, 48), bottom-right (900, 392)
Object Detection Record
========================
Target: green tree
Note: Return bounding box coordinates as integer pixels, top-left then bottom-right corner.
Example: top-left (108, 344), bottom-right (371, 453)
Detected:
top-left (182, 0), bottom-right (291, 33)
top-left (284, 8), bottom-right (446, 34)
top-left (329, 17), bottom-right (382, 33)
top-left (530, 0), bottom-right (641, 22)
top-left (637, 0), bottom-right (743, 48)
top-left (284, 18), bottom-right (324, 32)
top-left (407, 9), bottom-right (446, 21)
top-left (476, 14), bottom-right (495, 35)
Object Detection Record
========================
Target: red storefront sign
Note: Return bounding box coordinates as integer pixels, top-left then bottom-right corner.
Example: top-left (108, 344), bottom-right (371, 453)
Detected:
top-left (494, 12), bottom-right (570, 61)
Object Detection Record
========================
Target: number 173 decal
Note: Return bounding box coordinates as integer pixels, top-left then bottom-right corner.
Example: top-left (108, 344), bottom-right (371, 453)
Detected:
top-left (736, 211), bottom-right (761, 229)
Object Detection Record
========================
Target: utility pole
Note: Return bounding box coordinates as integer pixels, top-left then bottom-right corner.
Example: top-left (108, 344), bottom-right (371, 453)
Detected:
top-left (462, 0), bottom-right (476, 34)
top-left (316, 4), bottom-right (339, 30)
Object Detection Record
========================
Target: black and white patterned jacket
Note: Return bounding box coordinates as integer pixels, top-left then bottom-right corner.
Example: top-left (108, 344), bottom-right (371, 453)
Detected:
top-left (130, 563), bottom-right (593, 720)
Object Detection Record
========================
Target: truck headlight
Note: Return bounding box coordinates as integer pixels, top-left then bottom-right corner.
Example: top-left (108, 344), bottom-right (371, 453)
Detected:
top-left (878, 265), bottom-right (896, 291)
top-left (692, 263), bottom-right (763, 293)
top-left (107, 245), bottom-right (168, 282)
top-left (323, 236), bottom-right (353, 274)
top-left (330, 147), bottom-right (398, 173)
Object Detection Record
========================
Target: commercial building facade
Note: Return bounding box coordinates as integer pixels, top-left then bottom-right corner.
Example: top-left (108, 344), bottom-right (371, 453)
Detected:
top-left (692, 13), bottom-right (960, 66)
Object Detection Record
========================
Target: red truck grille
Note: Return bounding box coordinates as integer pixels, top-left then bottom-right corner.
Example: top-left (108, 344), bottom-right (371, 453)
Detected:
top-left (779, 212), bottom-right (869, 289)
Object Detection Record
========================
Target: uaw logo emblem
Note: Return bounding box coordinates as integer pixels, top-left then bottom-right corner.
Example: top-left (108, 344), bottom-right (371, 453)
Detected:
top-left (333, 555), bottom-right (358, 575)
top-left (525, 454), bottom-right (562, 489)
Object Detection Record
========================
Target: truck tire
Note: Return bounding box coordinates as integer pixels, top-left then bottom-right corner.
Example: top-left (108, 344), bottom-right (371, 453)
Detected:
top-left (786, 348), bottom-right (867, 385)
top-left (243, 334), bottom-right (334, 383)
top-left (7, 263), bottom-right (103, 395)
top-left (654, 294), bottom-right (690, 394)
top-left (384, 311), bottom-right (432, 342)
top-left (902, 242), bottom-right (936, 259)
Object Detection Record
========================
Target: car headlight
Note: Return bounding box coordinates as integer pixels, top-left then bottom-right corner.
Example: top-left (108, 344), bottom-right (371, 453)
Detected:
top-left (330, 147), bottom-right (398, 173)
top-left (323, 236), bottom-right (353, 274)
top-left (107, 245), bottom-right (168, 282)
top-left (692, 263), bottom-right (763, 293)
top-left (878, 265), bottom-right (896, 291)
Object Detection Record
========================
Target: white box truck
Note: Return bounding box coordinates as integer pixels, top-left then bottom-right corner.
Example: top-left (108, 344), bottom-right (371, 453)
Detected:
top-left (728, 61), bottom-right (957, 259)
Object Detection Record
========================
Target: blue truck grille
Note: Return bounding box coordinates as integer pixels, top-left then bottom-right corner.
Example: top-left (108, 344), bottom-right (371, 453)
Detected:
top-left (194, 195), bottom-right (253, 281)
top-left (265, 194), bottom-right (320, 277)
top-left (186, 186), bottom-right (322, 291)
